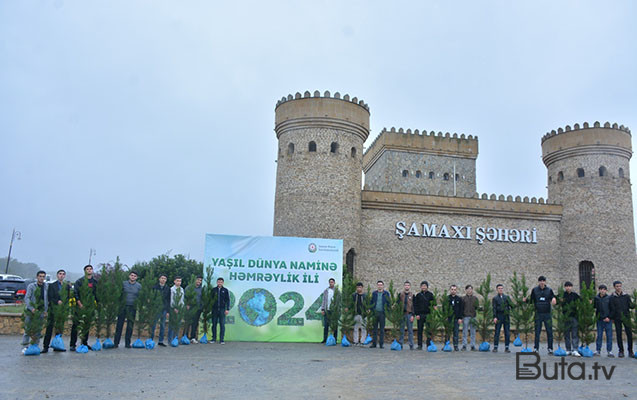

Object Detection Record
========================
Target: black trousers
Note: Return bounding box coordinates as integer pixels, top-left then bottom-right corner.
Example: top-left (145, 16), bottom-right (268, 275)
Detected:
top-left (70, 310), bottom-right (88, 347)
top-left (114, 305), bottom-right (136, 346)
top-left (189, 309), bottom-right (203, 339)
top-left (416, 314), bottom-right (431, 347)
top-left (323, 312), bottom-right (338, 341)
top-left (614, 318), bottom-right (633, 353)
top-left (43, 310), bottom-right (56, 349)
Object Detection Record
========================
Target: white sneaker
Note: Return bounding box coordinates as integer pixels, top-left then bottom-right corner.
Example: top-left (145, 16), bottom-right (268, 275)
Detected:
top-left (191, 338), bottom-right (198, 344)
top-left (21, 348), bottom-right (26, 354)
top-left (220, 341), bottom-right (225, 345)
top-left (571, 350), bottom-right (581, 357)
top-left (593, 351), bottom-right (600, 356)
top-left (566, 351), bottom-right (572, 356)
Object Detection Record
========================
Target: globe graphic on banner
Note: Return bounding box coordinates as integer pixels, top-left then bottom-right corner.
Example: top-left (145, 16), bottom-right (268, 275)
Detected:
top-left (238, 288), bottom-right (277, 326)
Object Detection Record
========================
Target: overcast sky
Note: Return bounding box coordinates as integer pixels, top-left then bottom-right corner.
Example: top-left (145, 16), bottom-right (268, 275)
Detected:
top-left (1, 1), bottom-right (636, 275)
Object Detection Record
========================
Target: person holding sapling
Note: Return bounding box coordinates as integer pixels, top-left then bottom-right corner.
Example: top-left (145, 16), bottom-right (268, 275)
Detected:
top-left (182, 275), bottom-right (199, 342)
top-left (561, 281), bottom-right (581, 356)
top-left (424, 289), bottom-right (442, 351)
top-left (525, 275), bottom-right (556, 354)
top-left (385, 281), bottom-right (406, 350)
top-left (414, 280), bottom-right (435, 350)
top-left (593, 284), bottom-right (613, 357)
top-left (492, 283), bottom-right (512, 353)
top-left (362, 285), bottom-right (376, 345)
top-left (70, 265), bottom-right (98, 351)
top-left (42, 269), bottom-right (69, 353)
top-left (461, 284), bottom-right (479, 351)
top-left (168, 276), bottom-right (185, 343)
top-left (397, 281), bottom-right (415, 350)
top-left (134, 272), bottom-right (164, 348)
top-left (21, 270), bottom-right (48, 351)
top-left (210, 277), bottom-right (230, 344)
top-left (609, 280), bottom-right (634, 358)
top-left (510, 272), bottom-right (534, 350)
top-left (187, 276), bottom-right (204, 343)
top-left (352, 282), bottom-right (367, 346)
top-left (75, 274), bottom-right (97, 352)
top-left (114, 271), bottom-right (142, 348)
top-left (199, 268), bottom-right (215, 343)
top-left (337, 273), bottom-right (356, 345)
top-left (575, 282), bottom-right (596, 356)
top-left (150, 274), bottom-right (171, 346)
top-left (446, 285), bottom-right (463, 351)
top-left (369, 280), bottom-right (390, 349)
top-left (320, 278), bottom-right (338, 343)
top-left (475, 274), bottom-right (493, 352)
top-left (96, 261), bottom-right (125, 348)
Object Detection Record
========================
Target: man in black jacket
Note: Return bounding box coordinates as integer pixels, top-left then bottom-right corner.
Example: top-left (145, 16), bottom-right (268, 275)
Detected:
top-left (352, 282), bottom-right (366, 346)
top-left (527, 275), bottom-right (556, 354)
top-left (447, 285), bottom-right (463, 351)
top-left (492, 283), bottom-right (512, 353)
top-left (150, 274), bottom-right (171, 346)
top-left (609, 281), bottom-right (635, 358)
top-left (561, 281), bottom-right (581, 356)
top-left (43, 269), bottom-right (69, 353)
top-left (593, 284), bottom-right (613, 357)
top-left (414, 280), bottom-right (435, 350)
top-left (211, 277), bottom-right (230, 344)
top-left (70, 265), bottom-right (98, 351)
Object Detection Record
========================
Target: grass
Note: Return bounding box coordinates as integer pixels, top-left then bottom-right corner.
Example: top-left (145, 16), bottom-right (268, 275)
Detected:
top-left (0, 303), bottom-right (25, 313)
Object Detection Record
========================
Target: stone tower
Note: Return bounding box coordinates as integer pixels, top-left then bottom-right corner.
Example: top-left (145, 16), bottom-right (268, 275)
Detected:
top-left (273, 90), bottom-right (370, 270)
top-left (542, 121), bottom-right (636, 289)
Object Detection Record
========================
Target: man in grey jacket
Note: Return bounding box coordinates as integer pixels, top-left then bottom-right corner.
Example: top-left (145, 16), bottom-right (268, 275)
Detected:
top-left (114, 271), bottom-right (142, 348)
top-left (320, 278), bottom-right (337, 343)
top-left (21, 271), bottom-right (48, 347)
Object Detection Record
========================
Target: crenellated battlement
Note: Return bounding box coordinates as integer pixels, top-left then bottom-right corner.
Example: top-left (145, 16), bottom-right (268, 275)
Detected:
top-left (275, 90), bottom-right (369, 111)
top-left (541, 121), bottom-right (631, 143)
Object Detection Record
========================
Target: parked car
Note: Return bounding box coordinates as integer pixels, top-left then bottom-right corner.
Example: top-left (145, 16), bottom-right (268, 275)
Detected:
top-left (0, 274), bottom-right (24, 281)
top-left (0, 278), bottom-right (27, 304)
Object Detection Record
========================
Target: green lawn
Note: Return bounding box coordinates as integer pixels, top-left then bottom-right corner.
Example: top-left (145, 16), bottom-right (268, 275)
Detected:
top-left (0, 303), bottom-right (25, 313)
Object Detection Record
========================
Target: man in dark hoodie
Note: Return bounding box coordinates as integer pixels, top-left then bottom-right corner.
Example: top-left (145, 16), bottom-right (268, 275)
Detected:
top-left (492, 283), bottom-right (512, 353)
top-left (150, 274), bottom-right (171, 346)
top-left (43, 269), bottom-right (70, 353)
top-left (447, 285), bottom-right (463, 351)
top-left (352, 282), bottom-right (366, 346)
top-left (414, 280), bottom-right (435, 350)
top-left (70, 265), bottom-right (98, 351)
top-left (609, 280), bottom-right (635, 358)
top-left (561, 281), bottom-right (581, 357)
top-left (527, 275), bottom-right (556, 354)
top-left (188, 276), bottom-right (204, 343)
top-left (593, 284), bottom-right (613, 357)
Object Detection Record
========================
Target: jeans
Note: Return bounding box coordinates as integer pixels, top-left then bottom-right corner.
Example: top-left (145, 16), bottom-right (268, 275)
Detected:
top-left (416, 314), bottom-right (431, 347)
top-left (372, 311), bottom-right (385, 346)
top-left (564, 317), bottom-right (579, 351)
top-left (212, 309), bottom-right (226, 341)
top-left (42, 310), bottom-right (56, 349)
top-left (445, 318), bottom-right (460, 347)
top-left (21, 314), bottom-right (43, 346)
top-left (494, 314), bottom-right (510, 348)
top-left (150, 311), bottom-right (167, 343)
top-left (353, 315), bottom-right (366, 344)
top-left (534, 312), bottom-right (553, 350)
top-left (614, 318), bottom-right (633, 353)
top-left (189, 309), bottom-right (202, 339)
top-left (114, 305), bottom-right (136, 346)
top-left (399, 314), bottom-right (414, 348)
top-left (462, 316), bottom-right (476, 348)
top-left (596, 320), bottom-right (613, 353)
top-left (323, 312), bottom-right (337, 341)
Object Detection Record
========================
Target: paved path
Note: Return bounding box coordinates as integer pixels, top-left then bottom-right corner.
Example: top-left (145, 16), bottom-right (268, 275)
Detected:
top-left (1, 336), bottom-right (635, 399)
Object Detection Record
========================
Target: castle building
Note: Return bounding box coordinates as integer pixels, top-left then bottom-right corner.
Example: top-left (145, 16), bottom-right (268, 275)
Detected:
top-left (272, 90), bottom-right (637, 291)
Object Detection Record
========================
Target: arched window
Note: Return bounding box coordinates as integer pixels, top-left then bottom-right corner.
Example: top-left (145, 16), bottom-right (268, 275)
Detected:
top-left (619, 168), bottom-right (625, 178)
top-left (429, 171), bottom-right (434, 179)
top-left (330, 142), bottom-right (339, 153)
top-left (402, 170), bottom-right (409, 178)
top-left (345, 248), bottom-right (356, 278)
top-left (443, 173), bottom-right (450, 181)
top-left (579, 261), bottom-right (595, 291)
top-left (287, 143), bottom-right (294, 155)
top-left (309, 141), bottom-right (316, 152)
top-left (415, 170), bottom-right (422, 178)
top-left (558, 171), bottom-right (564, 181)
top-left (599, 166), bottom-right (607, 177)
top-left (351, 147), bottom-right (356, 158)
top-left (577, 168), bottom-right (585, 178)
top-left (455, 173), bottom-right (459, 181)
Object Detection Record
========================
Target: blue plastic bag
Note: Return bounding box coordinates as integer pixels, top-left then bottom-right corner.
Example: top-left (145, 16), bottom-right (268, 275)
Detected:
top-left (442, 341), bottom-right (452, 352)
top-left (102, 338), bottom-right (114, 349)
top-left (580, 346), bottom-right (593, 357)
top-left (132, 338), bottom-right (144, 348)
top-left (76, 344), bottom-right (89, 353)
top-left (24, 344), bottom-right (41, 356)
top-left (180, 335), bottom-right (190, 345)
top-left (520, 347), bottom-right (533, 353)
top-left (479, 342), bottom-right (490, 352)
top-left (145, 339), bottom-right (155, 349)
top-left (199, 333), bottom-right (208, 344)
top-left (363, 334), bottom-right (372, 345)
top-left (427, 342), bottom-right (438, 352)
top-left (513, 335), bottom-right (522, 347)
top-left (170, 337), bottom-right (179, 347)
top-left (91, 339), bottom-right (102, 351)
top-left (325, 334), bottom-right (336, 346)
top-left (51, 334), bottom-right (65, 351)
top-left (554, 346), bottom-right (567, 356)
top-left (390, 339), bottom-right (402, 351)
top-left (341, 336), bottom-right (350, 347)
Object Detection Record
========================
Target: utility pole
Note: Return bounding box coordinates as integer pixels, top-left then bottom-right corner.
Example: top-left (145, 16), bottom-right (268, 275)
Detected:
top-left (88, 248), bottom-right (96, 265)
top-left (5, 228), bottom-right (22, 274)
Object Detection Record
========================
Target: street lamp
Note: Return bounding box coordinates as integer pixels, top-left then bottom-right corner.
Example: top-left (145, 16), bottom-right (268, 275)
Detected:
top-left (88, 248), bottom-right (96, 265)
top-left (5, 228), bottom-right (22, 274)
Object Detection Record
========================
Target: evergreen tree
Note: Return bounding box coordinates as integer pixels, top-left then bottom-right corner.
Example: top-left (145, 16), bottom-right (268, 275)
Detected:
top-left (437, 290), bottom-right (455, 344)
top-left (135, 272), bottom-right (164, 339)
top-left (552, 286), bottom-right (570, 350)
top-left (52, 282), bottom-right (70, 335)
top-left (183, 274), bottom-right (199, 337)
top-left (76, 277), bottom-right (96, 344)
top-left (425, 289), bottom-right (442, 344)
top-left (168, 287), bottom-right (185, 340)
top-left (327, 286), bottom-right (342, 340)
top-left (200, 266), bottom-right (216, 337)
top-left (576, 281), bottom-right (596, 347)
top-left (385, 281), bottom-right (404, 340)
top-left (362, 285), bottom-right (376, 340)
top-left (339, 271), bottom-right (356, 341)
top-left (21, 285), bottom-right (45, 345)
top-left (96, 260), bottom-right (126, 339)
top-left (132, 254), bottom-right (203, 287)
top-left (510, 271), bottom-right (534, 348)
top-left (475, 273), bottom-right (494, 344)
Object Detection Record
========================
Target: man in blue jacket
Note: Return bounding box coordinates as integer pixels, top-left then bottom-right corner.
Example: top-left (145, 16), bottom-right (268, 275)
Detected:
top-left (369, 280), bottom-right (390, 349)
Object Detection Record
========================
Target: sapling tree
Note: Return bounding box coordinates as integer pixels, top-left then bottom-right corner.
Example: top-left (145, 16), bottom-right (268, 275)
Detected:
top-left (576, 281), bottom-right (596, 347)
top-left (339, 271), bottom-right (356, 341)
top-left (552, 286), bottom-right (570, 350)
top-left (183, 274), bottom-right (199, 337)
top-left (168, 287), bottom-right (185, 340)
top-left (96, 260), bottom-right (125, 339)
top-left (425, 289), bottom-right (442, 345)
top-left (437, 290), bottom-right (455, 345)
top-left (362, 285), bottom-right (376, 341)
top-left (327, 286), bottom-right (342, 340)
top-left (475, 274), bottom-right (494, 344)
top-left (385, 281), bottom-right (404, 342)
top-left (135, 272), bottom-right (163, 340)
top-left (76, 278), bottom-right (96, 345)
top-left (22, 285), bottom-right (45, 345)
top-left (52, 282), bottom-right (70, 335)
top-left (510, 271), bottom-right (534, 348)
top-left (200, 266), bottom-right (216, 338)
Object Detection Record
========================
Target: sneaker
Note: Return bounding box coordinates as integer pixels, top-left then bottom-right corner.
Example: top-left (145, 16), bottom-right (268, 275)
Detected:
top-left (369, 344), bottom-right (377, 348)
top-left (492, 348), bottom-right (498, 353)
top-left (470, 346), bottom-right (476, 351)
top-left (571, 350), bottom-right (581, 357)
top-left (113, 345), bottom-right (119, 349)
top-left (454, 346), bottom-right (459, 351)
top-left (629, 352), bottom-right (634, 358)
top-left (70, 346), bottom-right (76, 352)
top-left (618, 351), bottom-right (625, 358)
top-left (191, 338), bottom-right (198, 344)
top-left (53, 348), bottom-right (66, 352)
top-left (416, 345), bottom-right (422, 350)
top-left (125, 344), bottom-right (131, 349)
top-left (41, 348), bottom-right (49, 354)
top-left (505, 348), bottom-right (511, 353)
top-left (158, 342), bottom-right (166, 347)
top-left (548, 349), bottom-right (553, 355)
top-left (21, 347), bottom-right (27, 354)
top-left (608, 352), bottom-right (615, 358)
top-left (211, 340), bottom-right (216, 344)
top-left (409, 345), bottom-right (414, 350)
top-left (461, 346), bottom-right (467, 351)
top-left (533, 348), bottom-right (539, 353)
top-left (566, 351), bottom-right (572, 356)
top-left (379, 345), bottom-right (384, 349)
top-left (593, 350), bottom-right (600, 356)
top-left (220, 341), bottom-right (225, 345)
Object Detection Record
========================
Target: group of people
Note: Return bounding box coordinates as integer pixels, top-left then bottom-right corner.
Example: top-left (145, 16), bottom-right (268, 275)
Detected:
top-left (20, 265), bottom-right (231, 352)
top-left (322, 276), bottom-right (635, 358)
